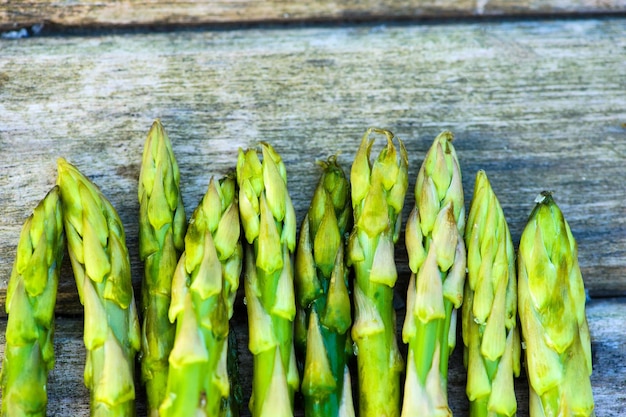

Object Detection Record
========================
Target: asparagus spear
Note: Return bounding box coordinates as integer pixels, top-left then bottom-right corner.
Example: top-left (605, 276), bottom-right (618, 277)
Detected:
top-left (159, 174), bottom-right (242, 417)
top-left (56, 158), bottom-right (141, 417)
top-left (401, 131), bottom-right (465, 417)
top-left (1, 187), bottom-right (65, 417)
top-left (348, 128), bottom-right (408, 417)
top-left (236, 143), bottom-right (299, 417)
top-left (518, 192), bottom-right (594, 417)
top-left (295, 156), bottom-right (354, 417)
top-left (462, 170), bottom-right (520, 417)
top-left (138, 120), bottom-right (186, 416)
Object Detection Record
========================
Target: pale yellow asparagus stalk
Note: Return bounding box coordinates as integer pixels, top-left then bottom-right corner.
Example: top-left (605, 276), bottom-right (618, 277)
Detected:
top-left (1, 187), bottom-right (64, 417)
top-left (462, 170), bottom-right (520, 417)
top-left (57, 158), bottom-right (141, 417)
top-left (402, 131), bottom-right (465, 417)
top-left (236, 143), bottom-right (299, 417)
top-left (348, 128), bottom-right (408, 417)
top-left (518, 192), bottom-right (594, 417)
top-left (138, 120), bottom-right (186, 416)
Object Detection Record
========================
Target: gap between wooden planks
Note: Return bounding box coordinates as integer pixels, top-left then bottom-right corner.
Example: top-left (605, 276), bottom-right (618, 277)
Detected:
top-left (1, 0), bottom-right (626, 32)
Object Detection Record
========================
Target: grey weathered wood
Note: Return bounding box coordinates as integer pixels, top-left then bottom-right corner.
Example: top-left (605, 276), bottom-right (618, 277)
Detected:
top-left (1, 18), bottom-right (625, 314)
top-left (1, 298), bottom-right (624, 416)
top-left (2, 0), bottom-right (626, 32)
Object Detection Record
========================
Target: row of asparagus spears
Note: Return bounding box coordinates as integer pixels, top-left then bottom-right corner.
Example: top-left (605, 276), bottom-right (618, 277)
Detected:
top-left (1, 121), bottom-right (594, 417)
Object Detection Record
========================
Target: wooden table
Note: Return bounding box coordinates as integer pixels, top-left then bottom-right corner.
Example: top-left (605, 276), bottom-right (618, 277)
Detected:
top-left (1, 1), bottom-right (625, 415)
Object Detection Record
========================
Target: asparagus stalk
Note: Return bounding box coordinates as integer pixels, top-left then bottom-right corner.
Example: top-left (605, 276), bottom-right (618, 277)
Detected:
top-left (236, 143), bottom-right (299, 417)
top-left (401, 131), bottom-right (465, 417)
top-left (159, 174), bottom-right (242, 417)
top-left (348, 128), bottom-right (408, 417)
top-left (462, 170), bottom-right (520, 417)
top-left (56, 158), bottom-right (141, 417)
top-left (1, 187), bottom-right (65, 417)
top-left (138, 120), bottom-right (187, 416)
top-left (295, 156), bottom-right (354, 417)
top-left (518, 192), bottom-right (594, 417)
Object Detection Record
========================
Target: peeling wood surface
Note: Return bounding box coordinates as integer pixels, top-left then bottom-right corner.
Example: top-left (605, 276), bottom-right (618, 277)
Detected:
top-left (0, 16), bottom-right (625, 416)
top-left (2, 0), bottom-right (626, 31)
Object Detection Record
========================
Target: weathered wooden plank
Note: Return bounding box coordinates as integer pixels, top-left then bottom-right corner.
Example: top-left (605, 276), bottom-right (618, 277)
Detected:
top-left (1, 297), bottom-right (624, 415)
top-left (2, 0), bottom-right (626, 32)
top-left (1, 19), bottom-right (625, 315)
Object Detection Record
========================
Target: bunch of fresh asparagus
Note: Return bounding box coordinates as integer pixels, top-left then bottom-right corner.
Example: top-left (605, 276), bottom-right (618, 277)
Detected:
top-left (1, 122), bottom-right (596, 417)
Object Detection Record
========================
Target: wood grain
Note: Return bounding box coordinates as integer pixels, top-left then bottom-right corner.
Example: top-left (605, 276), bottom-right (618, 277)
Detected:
top-left (1, 18), bottom-right (625, 313)
top-left (2, 0), bottom-right (626, 32)
top-left (1, 298), bottom-right (624, 416)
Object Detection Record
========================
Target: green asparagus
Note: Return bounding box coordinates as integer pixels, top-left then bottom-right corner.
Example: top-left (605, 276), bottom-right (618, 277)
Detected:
top-left (295, 156), bottom-right (354, 417)
top-left (518, 192), bottom-right (594, 417)
top-left (1, 187), bottom-right (65, 417)
top-left (348, 128), bottom-right (408, 417)
top-left (462, 170), bottom-right (520, 417)
top-left (401, 131), bottom-right (465, 417)
top-left (138, 120), bottom-right (187, 416)
top-left (236, 143), bottom-right (299, 417)
top-left (159, 174), bottom-right (242, 417)
top-left (56, 158), bottom-right (141, 417)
